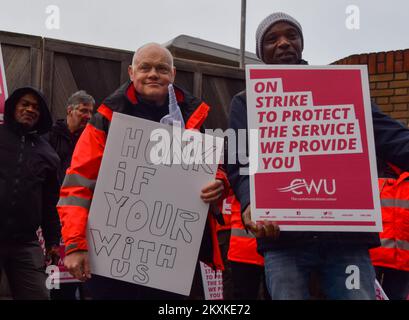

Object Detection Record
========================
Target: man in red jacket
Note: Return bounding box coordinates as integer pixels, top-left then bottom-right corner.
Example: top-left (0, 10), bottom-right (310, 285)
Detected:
top-left (57, 43), bottom-right (228, 299)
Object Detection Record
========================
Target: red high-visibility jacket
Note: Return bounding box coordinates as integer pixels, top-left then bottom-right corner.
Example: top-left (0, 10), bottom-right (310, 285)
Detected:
top-left (370, 170), bottom-right (409, 271)
top-left (228, 196), bottom-right (264, 266)
top-left (57, 82), bottom-right (229, 270)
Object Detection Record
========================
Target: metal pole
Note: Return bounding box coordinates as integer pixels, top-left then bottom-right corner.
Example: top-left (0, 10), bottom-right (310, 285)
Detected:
top-left (239, 0), bottom-right (246, 69)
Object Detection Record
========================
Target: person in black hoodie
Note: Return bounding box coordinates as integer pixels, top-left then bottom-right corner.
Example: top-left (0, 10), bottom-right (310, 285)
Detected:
top-left (227, 12), bottom-right (409, 300)
top-left (0, 87), bottom-right (61, 299)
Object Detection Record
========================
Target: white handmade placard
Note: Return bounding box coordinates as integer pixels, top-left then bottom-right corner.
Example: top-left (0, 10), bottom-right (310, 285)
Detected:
top-left (87, 112), bottom-right (223, 295)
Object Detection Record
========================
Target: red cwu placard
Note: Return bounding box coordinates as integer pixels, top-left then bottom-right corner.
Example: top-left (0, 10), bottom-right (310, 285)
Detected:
top-left (246, 65), bottom-right (382, 232)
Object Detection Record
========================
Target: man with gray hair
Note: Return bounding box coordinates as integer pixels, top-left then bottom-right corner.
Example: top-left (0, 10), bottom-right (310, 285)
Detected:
top-left (46, 90), bottom-right (94, 300)
top-left (66, 90), bottom-right (95, 134)
top-left (47, 90), bottom-right (94, 183)
top-left (227, 12), bottom-right (409, 300)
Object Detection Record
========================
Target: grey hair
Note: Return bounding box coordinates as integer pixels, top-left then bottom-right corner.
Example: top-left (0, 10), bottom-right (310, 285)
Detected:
top-left (131, 42), bottom-right (174, 68)
top-left (66, 90), bottom-right (95, 109)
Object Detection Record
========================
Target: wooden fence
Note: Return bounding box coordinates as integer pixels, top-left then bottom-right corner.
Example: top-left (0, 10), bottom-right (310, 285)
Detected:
top-left (0, 30), bottom-right (245, 130)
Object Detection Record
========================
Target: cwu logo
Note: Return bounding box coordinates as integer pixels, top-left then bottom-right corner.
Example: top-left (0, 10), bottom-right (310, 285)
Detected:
top-left (277, 179), bottom-right (336, 196)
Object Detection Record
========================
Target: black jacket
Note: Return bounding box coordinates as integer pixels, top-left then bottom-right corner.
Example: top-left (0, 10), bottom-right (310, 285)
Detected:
top-left (227, 90), bottom-right (409, 253)
top-left (0, 87), bottom-right (61, 246)
top-left (45, 119), bottom-right (80, 184)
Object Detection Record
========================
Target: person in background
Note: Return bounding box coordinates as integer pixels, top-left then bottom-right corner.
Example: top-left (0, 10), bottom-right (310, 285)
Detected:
top-left (0, 87), bottom-right (60, 299)
top-left (215, 192), bottom-right (234, 300)
top-left (47, 90), bottom-right (94, 183)
top-left (370, 160), bottom-right (409, 300)
top-left (228, 195), bottom-right (269, 300)
top-left (46, 90), bottom-right (95, 300)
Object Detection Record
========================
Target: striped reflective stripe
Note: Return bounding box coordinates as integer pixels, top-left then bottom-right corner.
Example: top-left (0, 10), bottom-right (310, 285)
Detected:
top-left (65, 243), bottom-right (78, 253)
top-left (57, 196), bottom-right (91, 209)
top-left (381, 238), bottom-right (409, 251)
top-left (381, 199), bottom-right (409, 209)
top-left (231, 228), bottom-right (255, 239)
top-left (62, 174), bottom-right (96, 190)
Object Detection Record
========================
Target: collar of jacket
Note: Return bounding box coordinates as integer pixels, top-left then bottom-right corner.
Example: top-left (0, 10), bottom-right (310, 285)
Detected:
top-left (124, 81), bottom-right (186, 106)
top-left (51, 119), bottom-right (73, 139)
top-left (4, 121), bottom-right (37, 137)
top-left (122, 81), bottom-right (210, 126)
top-left (98, 81), bottom-right (210, 129)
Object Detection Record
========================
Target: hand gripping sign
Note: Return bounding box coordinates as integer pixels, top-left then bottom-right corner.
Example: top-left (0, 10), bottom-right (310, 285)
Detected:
top-left (246, 65), bottom-right (382, 232)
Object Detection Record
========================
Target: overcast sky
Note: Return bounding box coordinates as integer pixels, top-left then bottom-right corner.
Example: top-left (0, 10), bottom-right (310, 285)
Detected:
top-left (0, 0), bottom-right (408, 64)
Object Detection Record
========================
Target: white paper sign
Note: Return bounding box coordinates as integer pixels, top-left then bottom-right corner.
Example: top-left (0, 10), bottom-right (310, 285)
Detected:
top-left (200, 262), bottom-right (223, 300)
top-left (87, 113), bottom-right (223, 296)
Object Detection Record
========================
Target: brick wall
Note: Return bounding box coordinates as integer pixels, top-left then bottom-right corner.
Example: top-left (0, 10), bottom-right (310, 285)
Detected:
top-left (333, 49), bottom-right (409, 125)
